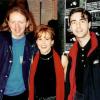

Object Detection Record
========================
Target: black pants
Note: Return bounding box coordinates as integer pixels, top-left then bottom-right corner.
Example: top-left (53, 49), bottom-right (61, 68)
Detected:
top-left (3, 91), bottom-right (28, 100)
top-left (74, 91), bottom-right (85, 100)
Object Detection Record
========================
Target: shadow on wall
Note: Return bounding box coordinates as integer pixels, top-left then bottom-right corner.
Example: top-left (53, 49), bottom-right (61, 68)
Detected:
top-left (0, 0), bottom-right (29, 25)
top-left (48, 19), bottom-right (62, 55)
top-left (0, 0), bottom-right (9, 25)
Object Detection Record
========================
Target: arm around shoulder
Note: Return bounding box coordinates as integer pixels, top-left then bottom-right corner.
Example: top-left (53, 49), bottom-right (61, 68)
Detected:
top-left (61, 52), bottom-right (68, 81)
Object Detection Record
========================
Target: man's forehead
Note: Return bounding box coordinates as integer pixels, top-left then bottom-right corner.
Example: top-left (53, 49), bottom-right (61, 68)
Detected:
top-left (70, 12), bottom-right (87, 20)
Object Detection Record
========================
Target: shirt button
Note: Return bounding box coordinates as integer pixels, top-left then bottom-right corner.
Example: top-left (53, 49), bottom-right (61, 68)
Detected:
top-left (9, 60), bottom-right (12, 63)
top-left (82, 48), bottom-right (84, 51)
top-left (82, 54), bottom-right (84, 57)
top-left (5, 75), bottom-right (8, 78)
top-left (81, 60), bottom-right (84, 62)
top-left (31, 45), bottom-right (34, 47)
top-left (29, 58), bottom-right (31, 61)
top-left (0, 89), bottom-right (3, 93)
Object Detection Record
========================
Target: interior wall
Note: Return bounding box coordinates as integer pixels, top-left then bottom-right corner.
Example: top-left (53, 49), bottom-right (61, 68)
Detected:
top-left (27, 0), bottom-right (58, 25)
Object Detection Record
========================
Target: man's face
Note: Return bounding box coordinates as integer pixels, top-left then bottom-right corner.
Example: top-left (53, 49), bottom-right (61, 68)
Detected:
top-left (8, 12), bottom-right (28, 38)
top-left (70, 12), bottom-right (91, 39)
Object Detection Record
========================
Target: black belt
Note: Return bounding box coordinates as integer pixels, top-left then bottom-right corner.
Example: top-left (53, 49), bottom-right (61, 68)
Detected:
top-left (35, 96), bottom-right (56, 100)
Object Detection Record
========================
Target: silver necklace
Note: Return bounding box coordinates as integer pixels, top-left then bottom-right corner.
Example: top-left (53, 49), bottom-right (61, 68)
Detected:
top-left (40, 55), bottom-right (53, 60)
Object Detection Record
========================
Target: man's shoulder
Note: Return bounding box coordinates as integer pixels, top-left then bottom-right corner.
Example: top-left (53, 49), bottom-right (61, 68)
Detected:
top-left (0, 31), bottom-right (11, 44)
top-left (95, 33), bottom-right (100, 46)
top-left (0, 31), bottom-right (7, 40)
top-left (0, 31), bottom-right (11, 37)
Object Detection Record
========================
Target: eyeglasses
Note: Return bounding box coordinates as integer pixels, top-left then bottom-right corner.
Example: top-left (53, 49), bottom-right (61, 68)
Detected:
top-left (70, 18), bottom-right (88, 26)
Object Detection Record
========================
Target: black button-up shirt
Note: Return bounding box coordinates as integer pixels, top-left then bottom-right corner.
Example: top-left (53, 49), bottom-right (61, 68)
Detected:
top-left (76, 40), bottom-right (91, 93)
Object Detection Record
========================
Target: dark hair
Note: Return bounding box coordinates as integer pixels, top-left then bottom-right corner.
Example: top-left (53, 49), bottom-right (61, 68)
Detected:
top-left (34, 24), bottom-right (55, 40)
top-left (1, 6), bottom-right (36, 32)
top-left (69, 7), bottom-right (92, 25)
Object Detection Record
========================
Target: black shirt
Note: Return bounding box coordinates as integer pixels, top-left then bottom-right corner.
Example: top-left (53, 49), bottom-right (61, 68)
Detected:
top-left (34, 50), bottom-right (56, 97)
top-left (76, 40), bottom-right (91, 93)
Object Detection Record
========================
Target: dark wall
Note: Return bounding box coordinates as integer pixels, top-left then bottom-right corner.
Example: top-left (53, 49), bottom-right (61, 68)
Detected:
top-left (58, 0), bottom-right (65, 54)
top-left (48, 19), bottom-right (61, 55)
top-left (0, 0), bottom-right (9, 25)
top-left (0, 0), bottom-right (29, 25)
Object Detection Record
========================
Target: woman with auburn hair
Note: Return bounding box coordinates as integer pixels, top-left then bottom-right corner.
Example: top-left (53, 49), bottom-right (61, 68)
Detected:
top-left (29, 24), bottom-right (64, 100)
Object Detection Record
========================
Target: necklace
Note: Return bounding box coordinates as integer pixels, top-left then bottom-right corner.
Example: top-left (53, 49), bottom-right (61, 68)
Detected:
top-left (40, 55), bottom-right (53, 60)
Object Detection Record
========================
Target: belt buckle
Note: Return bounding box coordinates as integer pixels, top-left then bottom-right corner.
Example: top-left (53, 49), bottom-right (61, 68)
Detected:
top-left (39, 97), bottom-right (44, 100)
top-left (38, 96), bottom-right (56, 100)
top-left (45, 96), bottom-right (56, 100)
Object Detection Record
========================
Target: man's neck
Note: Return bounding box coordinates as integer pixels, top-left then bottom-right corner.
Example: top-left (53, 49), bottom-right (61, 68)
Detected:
top-left (12, 34), bottom-right (25, 39)
top-left (77, 33), bottom-right (91, 47)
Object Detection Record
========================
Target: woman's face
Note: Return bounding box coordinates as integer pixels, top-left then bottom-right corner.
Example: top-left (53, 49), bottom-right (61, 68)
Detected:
top-left (36, 32), bottom-right (54, 55)
top-left (8, 11), bottom-right (29, 38)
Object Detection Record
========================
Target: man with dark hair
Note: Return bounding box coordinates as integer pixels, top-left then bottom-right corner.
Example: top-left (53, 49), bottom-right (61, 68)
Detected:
top-left (65, 7), bottom-right (100, 100)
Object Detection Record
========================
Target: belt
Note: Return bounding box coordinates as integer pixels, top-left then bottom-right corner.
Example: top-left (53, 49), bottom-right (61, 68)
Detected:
top-left (35, 96), bottom-right (56, 100)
